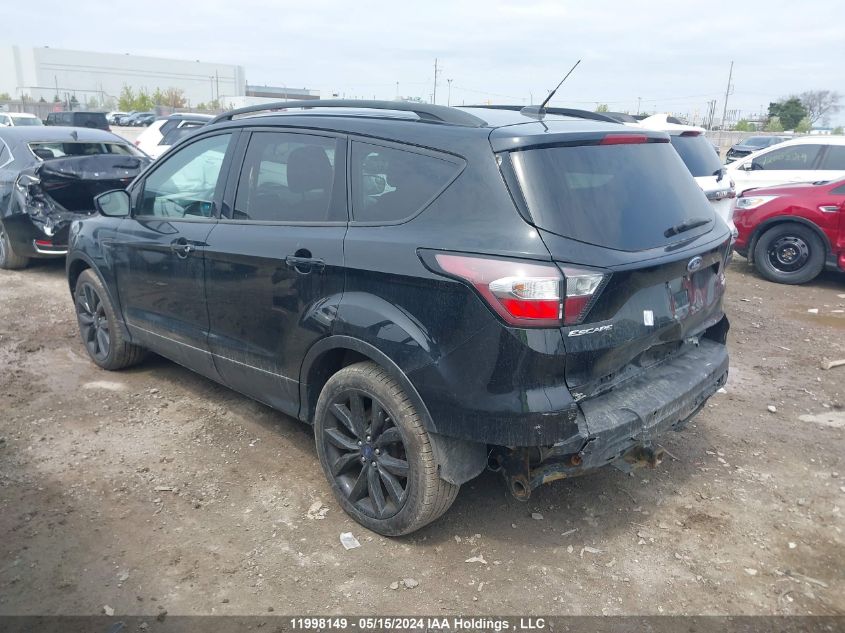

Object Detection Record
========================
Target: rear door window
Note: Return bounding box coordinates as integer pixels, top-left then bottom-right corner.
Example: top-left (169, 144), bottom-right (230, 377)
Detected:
top-left (350, 141), bottom-right (461, 222)
top-left (752, 144), bottom-right (822, 170)
top-left (510, 141), bottom-right (714, 251)
top-left (819, 145), bottom-right (845, 170)
top-left (232, 131), bottom-right (340, 222)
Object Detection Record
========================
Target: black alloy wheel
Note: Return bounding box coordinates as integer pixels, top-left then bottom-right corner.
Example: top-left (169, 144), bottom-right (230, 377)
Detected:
top-left (322, 389), bottom-right (409, 519)
top-left (75, 280), bottom-right (111, 362)
top-left (314, 361), bottom-right (459, 535)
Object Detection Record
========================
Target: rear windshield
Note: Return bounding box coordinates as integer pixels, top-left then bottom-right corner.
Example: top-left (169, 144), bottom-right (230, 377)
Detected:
top-left (160, 125), bottom-right (202, 146)
top-left (12, 117), bottom-right (43, 126)
top-left (510, 142), bottom-right (714, 251)
top-left (29, 141), bottom-right (143, 160)
top-left (744, 136), bottom-right (772, 148)
top-left (669, 134), bottom-right (722, 177)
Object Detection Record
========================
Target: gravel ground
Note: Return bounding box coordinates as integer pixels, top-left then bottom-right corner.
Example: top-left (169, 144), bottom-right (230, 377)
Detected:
top-left (0, 257), bottom-right (843, 616)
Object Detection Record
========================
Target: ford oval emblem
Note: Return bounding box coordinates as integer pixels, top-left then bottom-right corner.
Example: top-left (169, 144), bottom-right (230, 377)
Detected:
top-left (687, 256), bottom-right (703, 273)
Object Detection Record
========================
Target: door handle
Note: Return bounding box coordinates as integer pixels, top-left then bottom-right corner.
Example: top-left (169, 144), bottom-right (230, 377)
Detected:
top-left (285, 255), bottom-right (325, 273)
top-left (170, 238), bottom-right (195, 258)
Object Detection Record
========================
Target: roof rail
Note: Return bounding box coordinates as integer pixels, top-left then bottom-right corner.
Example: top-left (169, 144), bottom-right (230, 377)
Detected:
top-left (209, 99), bottom-right (487, 127)
top-left (465, 104), bottom-right (624, 124)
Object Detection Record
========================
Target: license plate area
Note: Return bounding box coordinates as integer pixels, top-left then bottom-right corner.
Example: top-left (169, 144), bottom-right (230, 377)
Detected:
top-left (668, 266), bottom-right (716, 320)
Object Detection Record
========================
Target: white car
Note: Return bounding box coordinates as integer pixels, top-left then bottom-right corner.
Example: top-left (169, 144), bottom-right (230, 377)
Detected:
top-left (726, 135), bottom-right (845, 195)
top-left (0, 112), bottom-right (43, 127)
top-left (134, 113), bottom-right (212, 158)
top-left (636, 114), bottom-right (736, 237)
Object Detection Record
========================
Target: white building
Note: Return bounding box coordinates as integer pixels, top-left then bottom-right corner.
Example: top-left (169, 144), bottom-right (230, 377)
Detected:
top-left (0, 45), bottom-right (247, 107)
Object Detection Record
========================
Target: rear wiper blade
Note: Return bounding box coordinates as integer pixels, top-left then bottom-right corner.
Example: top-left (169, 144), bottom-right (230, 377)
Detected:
top-left (664, 217), bottom-right (710, 238)
top-left (713, 167), bottom-right (724, 183)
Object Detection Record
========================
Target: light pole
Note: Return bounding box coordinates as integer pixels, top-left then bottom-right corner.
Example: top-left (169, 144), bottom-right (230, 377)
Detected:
top-left (447, 79), bottom-right (453, 106)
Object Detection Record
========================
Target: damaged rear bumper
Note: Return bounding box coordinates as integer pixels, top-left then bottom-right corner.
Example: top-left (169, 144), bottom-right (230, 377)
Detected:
top-left (496, 337), bottom-right (729, 498)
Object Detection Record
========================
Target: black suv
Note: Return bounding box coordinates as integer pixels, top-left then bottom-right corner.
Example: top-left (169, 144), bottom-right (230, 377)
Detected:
top-left (66, 100), bottom-right (730, 535)
top-left (45, 111), bottom-right (111, 131)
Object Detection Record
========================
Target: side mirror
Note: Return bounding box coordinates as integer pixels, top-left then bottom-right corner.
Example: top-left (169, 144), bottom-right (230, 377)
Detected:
top-left (95, 189), bottom-right (131, 217)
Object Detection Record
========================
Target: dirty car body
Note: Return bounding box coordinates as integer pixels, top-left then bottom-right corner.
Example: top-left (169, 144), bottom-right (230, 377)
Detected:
top-left (66, 101), bottom-right (730, 534)
top-left (0, 126), bottom-right (149, 266)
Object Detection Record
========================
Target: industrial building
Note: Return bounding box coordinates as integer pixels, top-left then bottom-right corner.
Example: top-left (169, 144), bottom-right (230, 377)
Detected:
top-left (0, 46), bottom-right (318, 109)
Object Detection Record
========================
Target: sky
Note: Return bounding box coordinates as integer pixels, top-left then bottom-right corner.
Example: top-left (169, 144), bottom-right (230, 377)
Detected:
top-left (5, 0), bottom-right (845, 125)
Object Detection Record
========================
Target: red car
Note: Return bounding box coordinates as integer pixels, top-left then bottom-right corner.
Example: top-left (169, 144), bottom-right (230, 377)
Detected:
top-left (732, 178), bottom-right (845, 284)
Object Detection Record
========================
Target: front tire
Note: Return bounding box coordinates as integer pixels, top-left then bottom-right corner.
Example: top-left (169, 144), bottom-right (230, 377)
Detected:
top-left (314, 362), bottom-right (459, 536)
top-left (753, 223), bottom-right (825, 285)
top-left (0, 223), bottom-right (29, 270)
top-left (74, 269), bottom-right (146, 370)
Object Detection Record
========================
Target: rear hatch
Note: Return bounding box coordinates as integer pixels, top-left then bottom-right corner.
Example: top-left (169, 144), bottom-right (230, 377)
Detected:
top-left (498, 127), bottom-right (731, 400)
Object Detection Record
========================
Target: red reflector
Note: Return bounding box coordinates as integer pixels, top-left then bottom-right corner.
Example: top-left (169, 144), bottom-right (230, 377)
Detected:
top-left (498, 298), bottom-right (560, 320)
top-left (600, 133), bottom-right (648, 145)
top-left (35, 239), bottom-right (53, 247)
top-left (680, 130), bottom-right (702, 137)
top-left (563, 295), bottom-right (592, 325)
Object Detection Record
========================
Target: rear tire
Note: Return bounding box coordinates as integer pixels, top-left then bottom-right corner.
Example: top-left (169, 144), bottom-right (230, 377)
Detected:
top-left (74, 269), bottom-right (146, 370)
top-left (314, 361), bottom-right (459, 536)
top-left (0, 223), bottom-right (29, 270)
top-left (753, 223), bottom-right (825, 285)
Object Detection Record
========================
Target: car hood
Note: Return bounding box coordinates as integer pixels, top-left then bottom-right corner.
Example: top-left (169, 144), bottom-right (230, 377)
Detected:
top-left (738, 181), bottom-right (826, 196)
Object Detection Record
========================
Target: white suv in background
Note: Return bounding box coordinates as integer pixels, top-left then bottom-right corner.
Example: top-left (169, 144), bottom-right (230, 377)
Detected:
top-left (134, 113), bottom-right (212, 158)
top-left (726, 136), bottom-right (845, 195)
top-left (636, 114), bottom-right (737, 237)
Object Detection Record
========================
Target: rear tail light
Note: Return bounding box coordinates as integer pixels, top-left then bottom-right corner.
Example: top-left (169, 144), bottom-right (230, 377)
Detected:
top-left (34, 239), bottom-right (53, 247)
top-left (560, 267), bottom-right (607, 325)
top-left (425, 252), bottom-right (607, 328)
top-left (680, 130), bottom-right (702, 137)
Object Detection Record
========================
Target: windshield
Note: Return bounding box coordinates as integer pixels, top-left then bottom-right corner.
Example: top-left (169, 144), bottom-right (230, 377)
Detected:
top-left (669, 134), bottom-right (723, 177)
top-left (13, 117), bottom-right (43, 126)
top-left (29, 141), bottom-right (144, 160)
top-left (510, 141), bottom-right (714, 251)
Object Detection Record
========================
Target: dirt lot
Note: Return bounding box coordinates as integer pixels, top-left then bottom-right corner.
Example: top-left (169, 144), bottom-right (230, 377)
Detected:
top-left (0, 258), bottom-right (843, 617)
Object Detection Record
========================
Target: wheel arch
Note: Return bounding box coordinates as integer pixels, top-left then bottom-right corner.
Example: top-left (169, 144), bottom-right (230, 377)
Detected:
top-left (299, 335), bottom-right (488, 486)
top-left (747, 216), bottom-right (830, 264)
top-left (66, 253), bottom-right (132, 341)
top-left (299, 335), bottom-right (434, 429)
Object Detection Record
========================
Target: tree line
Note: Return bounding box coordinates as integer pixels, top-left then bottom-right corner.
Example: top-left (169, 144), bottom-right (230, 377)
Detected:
top-left (735, 90), bottom-right (842, 134)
